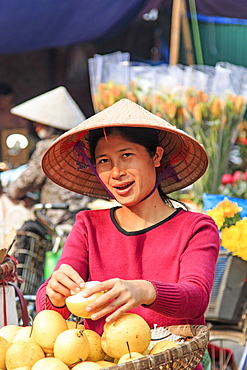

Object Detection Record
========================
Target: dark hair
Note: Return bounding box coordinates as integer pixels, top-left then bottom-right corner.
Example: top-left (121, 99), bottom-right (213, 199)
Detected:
top-left (89, 127), bottom-right (158, 163)
top-left (88, 126), bottom-right (187, 208)
top-left (0, 82), bottom-right (13, 96)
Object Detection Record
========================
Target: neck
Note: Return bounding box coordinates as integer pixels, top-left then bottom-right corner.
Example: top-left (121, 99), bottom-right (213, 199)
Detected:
top-left (115, 192), bottom-right (175, 232)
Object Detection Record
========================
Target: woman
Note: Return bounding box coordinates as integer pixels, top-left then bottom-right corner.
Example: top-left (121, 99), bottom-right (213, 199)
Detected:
top-left (36, 99), bottom-right (220, 368)
top-left (7, 86), bottom-right (92, 225)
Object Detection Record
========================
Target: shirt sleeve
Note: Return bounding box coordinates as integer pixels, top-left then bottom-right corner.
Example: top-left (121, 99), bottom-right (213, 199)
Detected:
top-left (144, 215), bottom-right (220, 320)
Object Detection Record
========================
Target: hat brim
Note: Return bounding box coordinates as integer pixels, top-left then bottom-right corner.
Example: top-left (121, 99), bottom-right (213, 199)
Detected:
top-left (42, 99), bottom-right (208, 199)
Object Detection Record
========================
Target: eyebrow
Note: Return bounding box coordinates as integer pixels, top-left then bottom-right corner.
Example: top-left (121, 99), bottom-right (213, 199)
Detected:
top-left (95, 146), bottom-right (134, 160)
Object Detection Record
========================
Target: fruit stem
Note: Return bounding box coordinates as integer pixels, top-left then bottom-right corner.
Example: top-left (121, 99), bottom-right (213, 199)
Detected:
top-left (68, 358), bottom-right (83, 368)
top-left (126, 341), bottom-right (131, 358)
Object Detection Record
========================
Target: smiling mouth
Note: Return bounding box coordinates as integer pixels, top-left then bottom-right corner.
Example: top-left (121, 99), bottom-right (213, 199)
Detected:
top-left (115, 181), bottom-right (134, 190)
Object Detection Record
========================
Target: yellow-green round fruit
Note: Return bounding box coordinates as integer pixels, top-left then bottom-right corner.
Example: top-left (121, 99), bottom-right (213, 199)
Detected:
top-left (0, 335), bottom-right (10, 370)
top-left (65, 281), bottom-right (105, 318)
top-left (84, 329), bottom-right (105, 362)
top-left (150, 339), bottom-right (178, 354)
top-left (118, 352), bottom-right (145, 364)
top-left (31, 357), bottom-right (69, 369)
top-left (5, 338), bottom-right (45, 369)
top-left (0, 325), bottom-right (21, 343)
top-left (31, 310), bottom-right (68, 354)
top-left (101, 313), bottom-right (151, 359)
top-left (96, 360), bottom-right (116, 367)
top-left (66, 320), bottom-right (85, 330)
top-left (12, 326), bottom-right (32, 342)
top-left (72, 362), bottom-right (102, 370)
top-left (53, 329), bottom-right (90, 365)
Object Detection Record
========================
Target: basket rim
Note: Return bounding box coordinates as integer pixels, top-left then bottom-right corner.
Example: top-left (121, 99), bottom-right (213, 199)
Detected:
top-left (100, 324), bottom-right (209, 370)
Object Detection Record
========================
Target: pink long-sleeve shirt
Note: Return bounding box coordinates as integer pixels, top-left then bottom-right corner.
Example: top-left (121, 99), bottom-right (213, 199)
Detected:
top-left (36, 207), bottom-right (219, 338)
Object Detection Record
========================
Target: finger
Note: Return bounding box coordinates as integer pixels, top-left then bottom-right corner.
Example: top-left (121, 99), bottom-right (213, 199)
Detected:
top-left (89, 294), bottom-right (128, 321)
top-left (48, 277), bottom-right (71, 298)
top-left (82, 281), bottom-right (110, 298)
top-left (46, 285), bottom-right (66, 302)
top-left (104, 303), bottom-right (131, 323)
top-left (55, 264), bottom-right (85, 292)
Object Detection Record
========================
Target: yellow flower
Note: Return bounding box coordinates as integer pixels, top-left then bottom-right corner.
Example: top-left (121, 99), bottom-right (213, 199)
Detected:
top-left (221, 218), bottom-right (247, 261)
top-left (207, 198), bottom-right (242, 228)
top-left (207, 207), bottom-right (225, 230)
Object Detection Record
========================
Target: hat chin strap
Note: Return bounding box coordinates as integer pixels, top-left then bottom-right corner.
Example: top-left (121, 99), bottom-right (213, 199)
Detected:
top-left (74, 141), bottom-right (115, 199)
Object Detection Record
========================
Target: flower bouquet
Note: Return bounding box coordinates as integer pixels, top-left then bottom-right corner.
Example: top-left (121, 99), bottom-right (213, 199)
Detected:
top-left (220, 170), bottom-right (247, 199)
top-left (88, 53), bottom-right (247, 200)
top-left (185, 89), bottom-right (246, 197)
top-left (206, 197), bottom-right (247, 261)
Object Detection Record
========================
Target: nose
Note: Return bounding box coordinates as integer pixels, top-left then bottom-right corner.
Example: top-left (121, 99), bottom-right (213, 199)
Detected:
top-left (110, 165), bottom-right (125, 179)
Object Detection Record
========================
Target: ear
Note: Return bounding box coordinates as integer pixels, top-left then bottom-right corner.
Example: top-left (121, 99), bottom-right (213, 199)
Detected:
top-left (153, 146), bottom-right (164, 168)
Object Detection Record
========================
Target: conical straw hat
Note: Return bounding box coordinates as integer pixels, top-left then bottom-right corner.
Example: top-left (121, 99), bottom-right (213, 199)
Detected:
top-left (11, 86), bottom-right (86, 130)
top-left (42, 98), bottom-right (208, 199)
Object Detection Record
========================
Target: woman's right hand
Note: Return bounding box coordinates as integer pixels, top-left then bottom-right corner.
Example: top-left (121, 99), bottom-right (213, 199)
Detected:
top-left (46, 264), bottom-right (85, 307)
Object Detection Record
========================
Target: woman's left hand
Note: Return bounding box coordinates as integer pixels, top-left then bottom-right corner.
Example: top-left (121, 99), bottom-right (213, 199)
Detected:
top-left (82, 278), bottom-right (156, 323)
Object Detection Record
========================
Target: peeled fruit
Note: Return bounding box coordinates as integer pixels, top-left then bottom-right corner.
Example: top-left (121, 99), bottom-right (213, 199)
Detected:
top-left (0, 325), bottom-right (21, 343)
top-left (66, 320), bottom-right (85, 330)
top-left (54, 329), bottom-right (90, 365)
top-left (101, 313), bottom-right (151, 359)
top-left (12, 326), bottom-right (32, 342)
top-left (96, 360), bottom-right (116, 367)
top-left (84, 329), bottom-right (105, 361)
top-left (118, 352), bottom-right (145, 364)
top-left (65, 281), bottom-right (106, 318)
top-left (5, 338), bottom-right (45, 369)
top-left (31, 357), bottom-right (69, 370)
top-left (72, 362), bottom-right (102, 370)
top-left (0, 336), bottom-right (10, 370)
top-left (31, 310), bottom-right (68, 354)
top-left (150, 339), bottom-right (178, 354)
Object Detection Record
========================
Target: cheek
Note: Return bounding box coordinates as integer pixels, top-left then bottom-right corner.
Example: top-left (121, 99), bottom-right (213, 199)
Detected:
top-left (97, 169), bottom-right (110, 183)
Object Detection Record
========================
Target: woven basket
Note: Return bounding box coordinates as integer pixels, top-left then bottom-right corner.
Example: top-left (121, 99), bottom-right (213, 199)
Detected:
top-left (102, 325), bottom-right (209, 370)
top-left (14, 230), bottom-right (52, 295)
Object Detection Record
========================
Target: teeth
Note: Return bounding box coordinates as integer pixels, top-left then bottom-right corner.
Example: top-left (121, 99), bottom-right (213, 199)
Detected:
top-left (116, 182), bottom-right (133, 190)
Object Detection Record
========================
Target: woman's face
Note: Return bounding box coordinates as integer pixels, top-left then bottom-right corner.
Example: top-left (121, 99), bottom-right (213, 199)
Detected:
top-left (94, 132), bottom-right (163, 206)
top-left (34, 123), bottom-right (55, 139)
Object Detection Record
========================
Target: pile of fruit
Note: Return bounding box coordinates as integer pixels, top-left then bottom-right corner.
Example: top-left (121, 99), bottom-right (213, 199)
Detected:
top-left (0, 311), bottom-right (179, 370)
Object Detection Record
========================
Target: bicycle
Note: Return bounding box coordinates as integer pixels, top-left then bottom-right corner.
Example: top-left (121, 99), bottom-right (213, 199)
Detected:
top-left (205, 248), bottom-right (247, 370)
top-left (12, 202), bottom-right (73, 325)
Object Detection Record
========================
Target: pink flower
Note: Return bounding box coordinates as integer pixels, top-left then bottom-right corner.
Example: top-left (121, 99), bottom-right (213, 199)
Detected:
top-left (232, 170), bottom-right (241, 183)
top-left (243, 172), bottom-right (247, 181)
top-left (221, 173), bottom-right (233, 185)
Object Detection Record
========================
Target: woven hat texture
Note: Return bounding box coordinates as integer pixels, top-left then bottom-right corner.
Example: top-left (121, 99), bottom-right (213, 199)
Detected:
top-left (11, 86), bottom-right (86, 130)
top-left (42, 99), bottom-right (208, 199)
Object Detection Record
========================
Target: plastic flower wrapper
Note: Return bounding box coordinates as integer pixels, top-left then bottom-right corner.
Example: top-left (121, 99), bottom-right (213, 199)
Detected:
top-left (186, 87), bottom-right (246, 197)
top-left (206, 197), bottom-right (247, 261)
top-left (150, 65), bottom-right (188, 129)
top-left (129, 63), bottom-right (155, 110)
top-left (88, 51), bottom-right (130, 112)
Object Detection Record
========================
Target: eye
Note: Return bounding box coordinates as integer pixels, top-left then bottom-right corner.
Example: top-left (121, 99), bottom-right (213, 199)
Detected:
top-left (123, 152), bottom-right (133, 158)
top-left (97, 158), bottom-right (109, 165)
